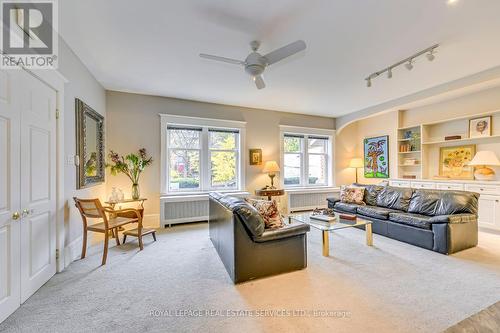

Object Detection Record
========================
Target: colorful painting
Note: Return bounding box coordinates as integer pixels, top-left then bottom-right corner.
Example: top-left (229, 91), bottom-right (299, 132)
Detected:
top-left (439, 145), bottom-right (476, 180)
top-left (364, 135), bottom-right (389, 178)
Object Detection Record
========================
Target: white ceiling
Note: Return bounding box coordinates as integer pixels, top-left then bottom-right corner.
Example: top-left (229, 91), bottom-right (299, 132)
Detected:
top-left (59, 0), bottom-right (500, 118)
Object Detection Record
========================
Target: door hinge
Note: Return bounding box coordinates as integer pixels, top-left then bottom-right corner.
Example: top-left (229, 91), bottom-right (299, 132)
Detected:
top-left (56, 249), bottom-right (60, 260)
top-left (56, 109), bottom-right (60, 120)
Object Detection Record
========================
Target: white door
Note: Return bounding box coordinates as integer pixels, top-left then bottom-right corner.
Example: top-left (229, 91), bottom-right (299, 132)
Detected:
top-left (0, 69), bottom-right (21, 322)
top-left (19, 70), bottom-right (57, 303)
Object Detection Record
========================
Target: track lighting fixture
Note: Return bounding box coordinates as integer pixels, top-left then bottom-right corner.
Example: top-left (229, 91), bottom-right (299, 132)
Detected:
top-left (364, 44), bottom-right (439, 88)
top-left (426, 50), bottom-right (435, 61)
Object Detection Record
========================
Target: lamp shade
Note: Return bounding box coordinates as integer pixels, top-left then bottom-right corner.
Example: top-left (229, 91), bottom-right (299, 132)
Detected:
top-left (468, 151), bottom-right (500, 166)
top-left (262, 161), bottom-right (280, 173)
top-left (349, 158), bottom-right (364, 168)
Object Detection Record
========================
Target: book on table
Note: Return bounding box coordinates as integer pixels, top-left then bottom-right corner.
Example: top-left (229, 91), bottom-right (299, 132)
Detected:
top-left (310, 214), bottom-right (337, 223)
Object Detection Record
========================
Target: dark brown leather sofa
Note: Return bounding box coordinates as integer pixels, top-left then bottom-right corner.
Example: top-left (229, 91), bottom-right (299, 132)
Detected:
top-left (328, 184), bottom-right (479, 254)
top-left (209, 192), bottom-right (310, 283)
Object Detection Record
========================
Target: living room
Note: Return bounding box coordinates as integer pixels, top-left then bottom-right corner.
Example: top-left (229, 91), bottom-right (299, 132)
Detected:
top-left (1, 1), bottom-right (500, 332)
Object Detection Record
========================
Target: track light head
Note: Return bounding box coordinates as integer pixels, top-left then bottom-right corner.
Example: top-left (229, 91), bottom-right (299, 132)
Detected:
top-left (366, 78), bottom-right (372, 88)
top-left (387, 68), bottom-right (393, 79)
top-left (405, 60), bottom-right (414, 71)
top-left (426, 51), bottom-right (435, 61)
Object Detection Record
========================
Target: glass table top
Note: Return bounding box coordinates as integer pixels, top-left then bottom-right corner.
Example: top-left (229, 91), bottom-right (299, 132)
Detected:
top-left (289, 213), bottom-right (372, 231)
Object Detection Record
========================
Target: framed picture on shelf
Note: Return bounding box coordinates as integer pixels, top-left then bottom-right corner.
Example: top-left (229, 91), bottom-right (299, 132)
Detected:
top-left (469, 116), bottom-right (491, 138)
top-left (364, 135), bottom-right (389, 178)
top-left (249, 149), bottom-right (262, 165)
top-left (439, 145), bottom-right (476, 180)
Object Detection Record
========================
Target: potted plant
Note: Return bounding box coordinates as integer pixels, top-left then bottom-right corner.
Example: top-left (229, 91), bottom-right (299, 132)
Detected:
top-left (107, 148), bottom-right (153, 199)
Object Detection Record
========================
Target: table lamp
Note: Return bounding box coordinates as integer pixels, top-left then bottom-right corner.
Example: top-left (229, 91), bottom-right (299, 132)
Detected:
top-left (262, 161), bottom-right (280, 188)
top-left (468, 151), bottom-right (500, 181)
top-left (349, 158), bottom-right (364, 183)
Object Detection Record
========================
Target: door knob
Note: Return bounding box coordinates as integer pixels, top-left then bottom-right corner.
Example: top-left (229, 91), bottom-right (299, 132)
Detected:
top-left (12, 212), bottom-right (20, 220)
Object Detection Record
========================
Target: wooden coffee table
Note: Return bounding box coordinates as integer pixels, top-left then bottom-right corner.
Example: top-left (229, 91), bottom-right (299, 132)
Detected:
top-left (290, 213), bottom-right (373, 257)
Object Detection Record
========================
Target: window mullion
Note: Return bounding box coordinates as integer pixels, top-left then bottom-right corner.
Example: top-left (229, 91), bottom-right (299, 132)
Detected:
top-left (201, 128), bottom-right (209, 191)
top-left (303, 136), bottom-right (308, 186)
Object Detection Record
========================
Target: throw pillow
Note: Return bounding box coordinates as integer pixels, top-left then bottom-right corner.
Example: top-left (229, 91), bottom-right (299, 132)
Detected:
top-left (340, 185), bottom-right (366, 205)
top-left (245, 198), bottom-right (285, 229)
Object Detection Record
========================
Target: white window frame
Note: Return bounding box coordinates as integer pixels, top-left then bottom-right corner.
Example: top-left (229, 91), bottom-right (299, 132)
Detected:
top-left (161, 114), bottom-right (246, 195)
top-left (280, 125), bottom-right (335, 189)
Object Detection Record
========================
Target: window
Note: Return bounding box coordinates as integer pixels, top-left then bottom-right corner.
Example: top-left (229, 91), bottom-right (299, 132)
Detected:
top-left (162, 115), bottom-right (245, 193)
top-left (282, 131), bottom-right (332, 187)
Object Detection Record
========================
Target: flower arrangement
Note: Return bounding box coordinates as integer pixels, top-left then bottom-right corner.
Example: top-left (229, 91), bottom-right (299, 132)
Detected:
top-left (107, 148), bottom-right (153, 199)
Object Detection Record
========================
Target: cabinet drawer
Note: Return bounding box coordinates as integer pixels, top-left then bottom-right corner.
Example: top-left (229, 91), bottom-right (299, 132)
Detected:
top-left (411, 182), bottom-right (436, 189)
top-left (390, 180), bottom-right (411, 188)
top-left (464, 184), bottom-right (500, 195)
top-left (436, 183), bottom-right (464, 191)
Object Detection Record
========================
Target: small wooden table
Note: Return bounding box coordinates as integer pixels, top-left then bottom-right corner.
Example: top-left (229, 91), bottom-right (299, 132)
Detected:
top-left (105, 198), bottom-right (156, 243)
top-left (255, 188), bottom-right (285, 201)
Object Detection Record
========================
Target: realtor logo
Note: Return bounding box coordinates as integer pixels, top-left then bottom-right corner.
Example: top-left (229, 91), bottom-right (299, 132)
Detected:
top-left (1, 0), bottom-right (58, 69)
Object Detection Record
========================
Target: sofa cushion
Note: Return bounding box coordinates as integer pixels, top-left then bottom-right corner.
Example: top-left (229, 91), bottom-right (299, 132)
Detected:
top-left (388, 212), bottom-right (433, 230)
top-left (246, 198), bottom-right (284, 229)
top-left (377, 186), bottom-right (413, 211)
top-left (233, 204), bottom-right (266, 237)
top-left (357, 206), bottom-right (399, 220)
top-left (435, 191), bottom-right (479, 215)
top-left (340, 185), bottom-right (365, 205)
top-left (333, 202), bottom-right (361, 214)
top-left (253, 222), bottom-right (310, 243)
top-left (354, 184), bottom-right (385, 206)
top-left (408, 190), bottom-right (442, 216)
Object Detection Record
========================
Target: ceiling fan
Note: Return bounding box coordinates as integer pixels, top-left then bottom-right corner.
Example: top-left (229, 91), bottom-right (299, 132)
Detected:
top-left (200, 40), bottom-right (306, 89)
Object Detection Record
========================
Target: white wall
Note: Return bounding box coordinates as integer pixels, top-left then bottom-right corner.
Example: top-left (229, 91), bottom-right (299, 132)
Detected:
top-left (105, 91), bottom-right (335, 219)
top-left (58, 38), bottom-right (106, 252)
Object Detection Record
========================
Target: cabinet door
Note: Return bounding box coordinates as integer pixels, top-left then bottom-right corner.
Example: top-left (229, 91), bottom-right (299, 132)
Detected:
top-left (478, 195), bottom-right (500, 230)
top-left (19, 71), bottom-right (57, 303)
top-left (0, 69), bottom-right (21, 323)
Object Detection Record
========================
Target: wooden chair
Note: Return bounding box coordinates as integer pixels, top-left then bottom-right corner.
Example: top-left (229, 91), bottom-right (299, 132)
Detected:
top-left (73, 197), bottom-right (144, 265)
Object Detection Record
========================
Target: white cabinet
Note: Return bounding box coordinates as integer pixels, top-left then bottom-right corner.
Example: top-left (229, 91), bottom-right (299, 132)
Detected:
top-left (436, 183), bottom-right (464, 191)
top-left (411, 181), bottom-right (436, 189)
top-left (476, 195), bottom-right (500, 230)
top-left (389, 180), bottom-right (411, 188)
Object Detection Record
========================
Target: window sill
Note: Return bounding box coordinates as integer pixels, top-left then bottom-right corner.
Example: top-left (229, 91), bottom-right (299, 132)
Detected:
top-left (285, 186), bottom-right (340, 194)
top-left (161, 190), bottom-right (250, 201)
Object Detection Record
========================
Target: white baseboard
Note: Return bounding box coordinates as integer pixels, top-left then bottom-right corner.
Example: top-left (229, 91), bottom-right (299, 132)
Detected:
top-left (64, 236), bottom-right (82, 268)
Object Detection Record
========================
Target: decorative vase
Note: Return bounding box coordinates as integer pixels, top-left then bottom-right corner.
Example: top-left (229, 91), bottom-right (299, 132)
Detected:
top-left (131, 183), bottom-right (140, 200)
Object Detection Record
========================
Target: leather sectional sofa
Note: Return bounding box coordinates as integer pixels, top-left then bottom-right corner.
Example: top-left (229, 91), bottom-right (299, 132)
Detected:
top-left (209, 192), bottom-right (310, 283)
top-left (327, 184), bottom-right (479, 254)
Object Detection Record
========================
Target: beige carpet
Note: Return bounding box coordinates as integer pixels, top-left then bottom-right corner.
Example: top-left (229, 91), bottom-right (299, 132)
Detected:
top-left (1, 223), bottom-right (500, 333)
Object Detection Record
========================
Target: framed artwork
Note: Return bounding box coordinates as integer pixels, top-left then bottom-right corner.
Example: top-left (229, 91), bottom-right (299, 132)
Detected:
top-left (439, 145), bottom-right (476, 180)
top-left (249, 149), bottom-right (262, 165)
top-left (469, 116), bottom-right (491, 138)
top-left (364, 135), bottom-right (389, 178)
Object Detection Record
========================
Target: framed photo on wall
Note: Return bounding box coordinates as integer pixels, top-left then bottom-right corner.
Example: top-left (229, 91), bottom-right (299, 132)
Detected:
top-left (249, 149), bottom-right (262, 165)
top-left (439, 145), bottom-right (476, 180)
top-left (469, 116), bottom-right (491, 138)
top-left (363, 135), bottom-right (389, 178)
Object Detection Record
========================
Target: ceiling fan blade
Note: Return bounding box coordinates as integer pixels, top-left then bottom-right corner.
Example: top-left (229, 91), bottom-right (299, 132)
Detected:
top-left (263, 40), bottom-right (306, 65)
top-left (253, 75), bottom-right (266, 89)
top-left (199, 53), bottom-right (245, 65)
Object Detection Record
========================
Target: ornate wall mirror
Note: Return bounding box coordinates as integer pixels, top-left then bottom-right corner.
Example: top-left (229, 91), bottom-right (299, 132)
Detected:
top-left (76, 98), bottom-right (105, 189)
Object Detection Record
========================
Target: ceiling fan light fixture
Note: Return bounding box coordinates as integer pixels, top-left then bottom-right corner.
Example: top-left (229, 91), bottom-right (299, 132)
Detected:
top-left (426, 51), bottom-right (435, 61)
top-left (405, 60), bottom-right (414, 71)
